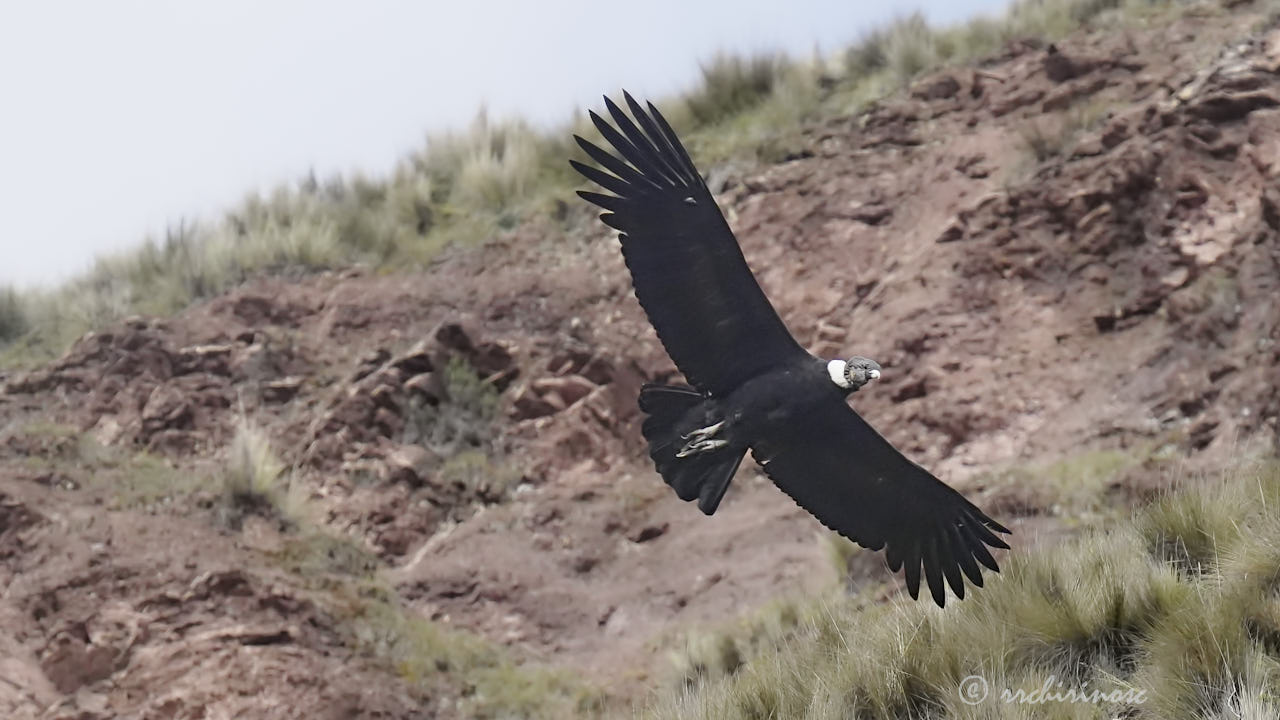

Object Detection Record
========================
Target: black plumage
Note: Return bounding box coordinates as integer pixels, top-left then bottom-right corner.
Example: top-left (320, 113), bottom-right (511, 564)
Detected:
top-left (571, 92), bottom-right (1010, 607)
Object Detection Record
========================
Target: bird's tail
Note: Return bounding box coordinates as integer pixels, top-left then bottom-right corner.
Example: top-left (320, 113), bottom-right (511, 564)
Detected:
top-left (638, 384), bottom-right (745, 515)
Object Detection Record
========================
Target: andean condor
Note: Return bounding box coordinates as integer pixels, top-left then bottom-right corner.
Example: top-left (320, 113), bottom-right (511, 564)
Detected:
top-left (570, 92), bottom-right (1010, 607)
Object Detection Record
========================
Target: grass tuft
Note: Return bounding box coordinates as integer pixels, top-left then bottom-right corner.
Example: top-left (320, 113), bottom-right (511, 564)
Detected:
top-left (684, 53), bottom-right (794, 126)
top-left (218, 419), bottom-right (304, 529)
top-left (885, 12), bottom-right (939, 86)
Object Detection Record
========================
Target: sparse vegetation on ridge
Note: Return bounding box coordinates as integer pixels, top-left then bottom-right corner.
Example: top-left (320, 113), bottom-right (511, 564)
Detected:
top-left (0, 0), bottom-right (1209, 369)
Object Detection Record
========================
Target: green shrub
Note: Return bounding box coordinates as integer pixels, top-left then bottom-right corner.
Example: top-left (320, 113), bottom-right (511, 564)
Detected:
top-left (403, 355), bottom-right (500, 457)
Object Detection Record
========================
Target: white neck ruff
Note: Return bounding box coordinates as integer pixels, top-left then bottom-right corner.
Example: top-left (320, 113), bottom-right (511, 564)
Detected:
top-left (827, 359), bottom-right (851, 389)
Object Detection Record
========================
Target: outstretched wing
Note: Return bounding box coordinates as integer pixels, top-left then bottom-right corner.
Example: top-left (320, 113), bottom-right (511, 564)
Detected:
top-left (571, 92), bottom-right (807, 397)
top-left (752, 395), bottom-right (1011, 607)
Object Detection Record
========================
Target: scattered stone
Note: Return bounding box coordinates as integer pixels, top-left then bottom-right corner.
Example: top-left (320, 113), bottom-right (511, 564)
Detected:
top-left (261, 376), bottom-right (303, 403)
top-left (531, 375), bottom-right (597, 409)
top-left (630, 523), bottom-right (668, 543)
top-left (511, 385), bottom-right (559, 421)
top-left (473, 342), bottom-right (518, 386)
top-left (91, 416), bottom-right (124, 446)
top-left (1262, 189), bottom-right (1280, 230)
top-left (1042, 76), bottom-right (1107, 112)
top-left (936, 219), bottom-right (966, 244)
top-left (373, 407), bottom-right (403, 439)
top-left (847, 203), bottom-right (894, 225)
top-left (1100, 118), bottom-right (1129, 149)
top-left (911, 72), bottom-right (961, 100)
top-left (403, 372), bottom-right (440, 400)
top-left (231, 343), bottom-right (279, 383)
top-left (369, 384), bottom-right (399, 409)
top-left (375, 526), bottom-right (417, 557)
top-left (385, 445), bottom-right (436, 487)
top-left (40, 633), bottom-right (119, 694)
top-left (391, 339), bottom-right (434, 375)
top-left (1043, 44), bottom-right (1098, 82)
top-left (177, 344), bottom-right (234, 376)
top-left (580, 356), bottom-right (615, 386)
top-left (141, 384), bottom-right (193, 435)
top-left (229, 294), bottom-right (293, 326)
top-left (991, 88), bottom-right (1045, 117)
top-left (1185, 90), bottom-right (1280, 122)
top-left (434, 322), bottom-right (476, 353)
top-left (351, 349), bottom-right (391, 382)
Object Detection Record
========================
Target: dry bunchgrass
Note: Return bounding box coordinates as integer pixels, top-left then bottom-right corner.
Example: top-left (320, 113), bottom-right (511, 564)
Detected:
top-left (884, 12), bottom-right (939, 87)
top-left (647, 459), bottom-right (1280, 720)
top-left (218, 419), bottom-right (310, 530)
top-left (1017, 96), bottom-right (1116, 168)
top-left (684, 53), bottom-right (795, 127)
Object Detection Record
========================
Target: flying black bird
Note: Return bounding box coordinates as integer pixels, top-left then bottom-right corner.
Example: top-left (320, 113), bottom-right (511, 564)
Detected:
top-left (570, 92), bottom-right (1010, 607)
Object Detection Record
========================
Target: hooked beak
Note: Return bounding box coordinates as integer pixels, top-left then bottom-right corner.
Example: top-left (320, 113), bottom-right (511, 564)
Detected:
top-left (868, 369), bottom-right (881, 380)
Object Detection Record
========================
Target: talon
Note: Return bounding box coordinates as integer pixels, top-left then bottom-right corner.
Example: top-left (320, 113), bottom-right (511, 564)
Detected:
top-left (676, 438), bottom-right (729, 457)
top-left (681, 421), bottom-right (725, 441)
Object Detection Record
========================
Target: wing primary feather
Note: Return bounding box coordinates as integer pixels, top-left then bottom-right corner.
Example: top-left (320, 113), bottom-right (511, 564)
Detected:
top-left (902, 540), bottom-right (923, 600)
top-left (599, 214), bottom-right (624, 231)
top-left (983, 516), bottom-right (1013, 535)
top-left (885, 543), bottom-right (903, 572)
top-left (935, 530), bottom-right (967, 600)
top-left (569, 160), bottom-right (632, 197)
top-left (958, 522), bottom-right (1001, 572)
top-left (922, 536), bottom-right (947, 607)
top-left (602, 96), bottom-right (684, 186)
top-left (646, 101), bottom-right (702, 185)
top-left (965, 513), bottom-right (1012, 550)
top-left (947, 524), bottom-right (985, 587)
top-left (576, 190), bottom-right (627, 214)
top-left (589, 109), bottom-right (676, 188)
top-left (622, 91), bottom-right (694, 184)
top-left (573, 135), bottom-right (661, 191)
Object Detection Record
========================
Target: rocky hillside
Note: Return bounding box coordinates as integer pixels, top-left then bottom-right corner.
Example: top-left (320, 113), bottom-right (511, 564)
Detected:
top-left (2, 3), bottom-right (1280, 718)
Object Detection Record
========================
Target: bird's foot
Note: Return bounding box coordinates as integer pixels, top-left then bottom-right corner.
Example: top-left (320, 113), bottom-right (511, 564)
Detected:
top-left (681, 421), bottom-right (725, 442)
top-left (676, 438), bottom-right (729, 457)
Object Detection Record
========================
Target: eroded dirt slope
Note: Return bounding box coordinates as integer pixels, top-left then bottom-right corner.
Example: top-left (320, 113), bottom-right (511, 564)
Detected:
top-left (3, 5), bottom-right (1280, 717)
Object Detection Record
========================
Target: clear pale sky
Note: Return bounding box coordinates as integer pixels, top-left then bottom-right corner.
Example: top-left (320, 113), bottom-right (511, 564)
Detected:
top-left (0, 0), bottom-right (1008, 288)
